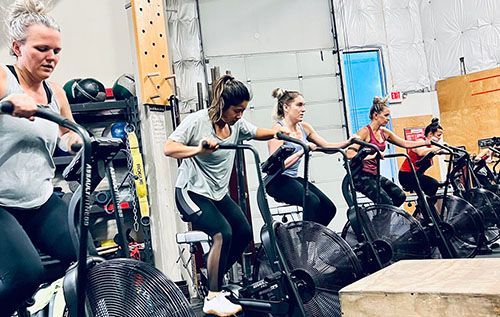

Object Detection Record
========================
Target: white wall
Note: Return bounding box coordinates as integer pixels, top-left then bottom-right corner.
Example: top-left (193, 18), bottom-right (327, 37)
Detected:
top-left (199, 0), bottom-right (334, 56)
top-left (390, 91), bottom-right (440, 119)
top-left (0, 0), bottom-right (133, 87)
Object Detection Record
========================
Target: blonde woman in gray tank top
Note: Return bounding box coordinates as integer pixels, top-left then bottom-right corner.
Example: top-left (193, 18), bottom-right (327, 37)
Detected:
top-left (0, 1), bottom-right (81, 314)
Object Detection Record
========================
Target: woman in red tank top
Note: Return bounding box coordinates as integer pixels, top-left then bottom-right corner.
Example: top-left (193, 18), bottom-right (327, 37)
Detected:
top-left (399, 118), bottom-right (444, 197)
top-left (346, 97), bottom-right (430, 207)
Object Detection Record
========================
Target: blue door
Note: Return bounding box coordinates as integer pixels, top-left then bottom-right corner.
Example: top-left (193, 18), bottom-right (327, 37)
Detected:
top-left (343, 50), bottom-right (398, 181)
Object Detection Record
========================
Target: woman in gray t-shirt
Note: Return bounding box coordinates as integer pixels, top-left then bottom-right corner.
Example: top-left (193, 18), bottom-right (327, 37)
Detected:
top-left (164, 75), bottom-right (287, 316)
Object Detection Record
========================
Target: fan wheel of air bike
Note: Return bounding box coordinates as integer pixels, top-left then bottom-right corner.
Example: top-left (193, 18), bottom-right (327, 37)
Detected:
top-left (464, 188), bottom-right (500, 244)
top-left (254, 221), bottom-right (364, 317)
top-left (342, 204), bottom-right (433, 263)
top-left (430, 194), bottom-right (484, 257)
top-left (86, 258), bottom-right (195, 317)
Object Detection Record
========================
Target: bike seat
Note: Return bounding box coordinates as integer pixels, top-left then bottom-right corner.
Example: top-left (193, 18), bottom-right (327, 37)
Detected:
top-left (176, 231), bottom-right (211, 255)
top-left (402, 186), bottom-right (415, 193)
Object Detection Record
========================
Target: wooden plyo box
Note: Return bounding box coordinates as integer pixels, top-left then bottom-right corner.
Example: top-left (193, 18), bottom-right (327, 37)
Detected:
top-left (339, 259), bottom-right (500, 317)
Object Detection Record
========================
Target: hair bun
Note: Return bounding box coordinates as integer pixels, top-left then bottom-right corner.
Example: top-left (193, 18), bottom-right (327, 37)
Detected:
top-left (272, 88), bottom-right (286, 99)
top-left (431, 117), bottom-right (440, 125)
top-left (9, 0), bottom-right (47, 18)
top-left (8, 0), bottom-right (48, 27)
top-left (373, 95), bottom-right (389, 105)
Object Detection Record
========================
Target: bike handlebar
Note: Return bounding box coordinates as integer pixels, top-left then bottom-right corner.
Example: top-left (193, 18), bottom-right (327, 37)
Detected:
top-left (276, 132), bottom-right (310, 153)
top-left (488, 146), bottom-right (500, 155)
top-left (0, 100), bottom-right (14, 114)
top-left (430, 140), bottom-right (455, 154)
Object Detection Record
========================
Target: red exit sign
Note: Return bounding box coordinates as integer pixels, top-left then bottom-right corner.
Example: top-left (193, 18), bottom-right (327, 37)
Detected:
top-left (390, 91), bottom-right (402, 103)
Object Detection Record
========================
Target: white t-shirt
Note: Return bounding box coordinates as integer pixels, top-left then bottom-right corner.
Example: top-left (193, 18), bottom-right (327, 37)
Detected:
top-left (168, 109), bottom-right (257, 200)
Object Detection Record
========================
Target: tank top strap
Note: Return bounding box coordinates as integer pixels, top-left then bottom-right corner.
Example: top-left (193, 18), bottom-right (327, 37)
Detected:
top-left (366, 124), bottom-right (376, 142)
top-left (5, 65), bottom-right (53, 105)
top-left (277, 121), bottom-right (308, 143)
top-left (380, 128), bottom-right (387, 141)
top-left (297, 123), bottom-right (308, 142)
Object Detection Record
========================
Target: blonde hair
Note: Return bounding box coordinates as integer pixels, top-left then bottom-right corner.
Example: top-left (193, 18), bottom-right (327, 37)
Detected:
top-left (208, 75), bottom-right (251, 124)
top-left (6, 0), bottom-right (60, 56)
top-left (271, 88), bottom-right (302, 121)
top-left (369, 96), bottom-right (389, 120)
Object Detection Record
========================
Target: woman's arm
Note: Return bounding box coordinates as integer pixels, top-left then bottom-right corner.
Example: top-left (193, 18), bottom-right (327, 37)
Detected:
top-left (1, 69), bottom-right (37, 119)
top-left (254, 125), bottom-right (290, 140)
top-left (412, 144), bottom-right (441, 156)
top-left (52, 82), bottom-right (81, 152)
top-left (346, 127), bottom-right (369, 158)
top-left (383, 128), bottom-right (429, 149)
top-left (164, 138), bottom-right (217, 159)
top-left (164, 139), bottom-right (202, 159)
top-left (303, 122), bottom-right (358, 149)
top-left (0, 67), bottom-right (7, 99)
top-left (267, 124), bottom-right (303, 169)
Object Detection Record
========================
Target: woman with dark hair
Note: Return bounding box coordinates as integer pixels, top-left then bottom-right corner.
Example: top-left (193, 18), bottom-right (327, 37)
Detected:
top-left (346, 96), bottom-right (430, 207)
top-left (399, 118), bottom-right (444, 197)
top-left (0, 1), bottom-right (80, 314)
top-left (266, 88), bottom-right (356, 226)
top-left (164, 75), bottom-right (288, 316)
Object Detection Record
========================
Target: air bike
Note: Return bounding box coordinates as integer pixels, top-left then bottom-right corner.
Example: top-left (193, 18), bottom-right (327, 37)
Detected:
top-left (426, 141), bottom-right (498, 252)
top-left (1, 100), bottom-right (195, 317)
top-left (203, 135), bottom-right (364, 317)
top-left (341, 140), bottom-right (485, 265)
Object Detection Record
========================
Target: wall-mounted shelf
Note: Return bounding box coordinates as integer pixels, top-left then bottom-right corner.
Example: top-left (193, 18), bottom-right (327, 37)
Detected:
top-left (53, 98), bottom-right (141, 167)
top-left (54, 151), bottom-right (128, 166)
top-left (70, 100), bottom-right (129, 112)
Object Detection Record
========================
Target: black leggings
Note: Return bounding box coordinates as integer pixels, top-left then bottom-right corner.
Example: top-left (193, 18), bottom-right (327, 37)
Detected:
top-left (266, 174), bottom-right (337, 226)
top-left (0, 193), bottom-right (77, 316)
top-left (175, 190), bottom-right (252, 292)
top-left (399, 171), bottom-right (440, 197)
top-left (353, 171), bottom-right (406, 207)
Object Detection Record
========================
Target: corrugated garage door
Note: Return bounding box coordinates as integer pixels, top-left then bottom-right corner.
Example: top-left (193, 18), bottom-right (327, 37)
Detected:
top-left (207, 49), bottom-right (350, 238)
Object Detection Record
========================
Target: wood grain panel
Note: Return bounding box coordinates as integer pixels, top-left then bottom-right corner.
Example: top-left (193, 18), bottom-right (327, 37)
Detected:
top-left (436, 67), bottom-right (500, 154)
top-left (130, 0), bottom-right (174, 106)
top-left (340, 259), bottom-right (500, 317)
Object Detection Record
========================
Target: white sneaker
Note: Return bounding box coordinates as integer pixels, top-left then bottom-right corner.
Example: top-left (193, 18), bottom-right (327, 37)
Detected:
top-left (203, 292), bottom-right (242, 316)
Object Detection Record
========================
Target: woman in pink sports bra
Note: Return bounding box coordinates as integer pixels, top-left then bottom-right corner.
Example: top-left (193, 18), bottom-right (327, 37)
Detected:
top-left (346, 97), bottom-right (430, 207)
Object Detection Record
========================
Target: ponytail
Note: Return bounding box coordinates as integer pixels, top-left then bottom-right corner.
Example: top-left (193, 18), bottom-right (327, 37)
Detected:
top-left (208, 75), bottom-right (250, 124)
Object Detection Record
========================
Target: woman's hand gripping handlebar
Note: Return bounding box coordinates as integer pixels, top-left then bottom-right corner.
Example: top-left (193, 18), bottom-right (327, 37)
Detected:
top-left (350, 138), bottom-right (384, 161)
top-left (1, 100), bottom-right (83, 153)
top-left (0, 100), bottom-right (15, 114)
top-left (275, 131), bottom-right (310, 153)
top-left (199, 139), bottom-right (219, 155)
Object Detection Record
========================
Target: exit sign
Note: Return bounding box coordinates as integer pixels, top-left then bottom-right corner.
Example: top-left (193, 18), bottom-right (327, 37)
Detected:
top-left (390, 91), bottom-right (403, 103)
